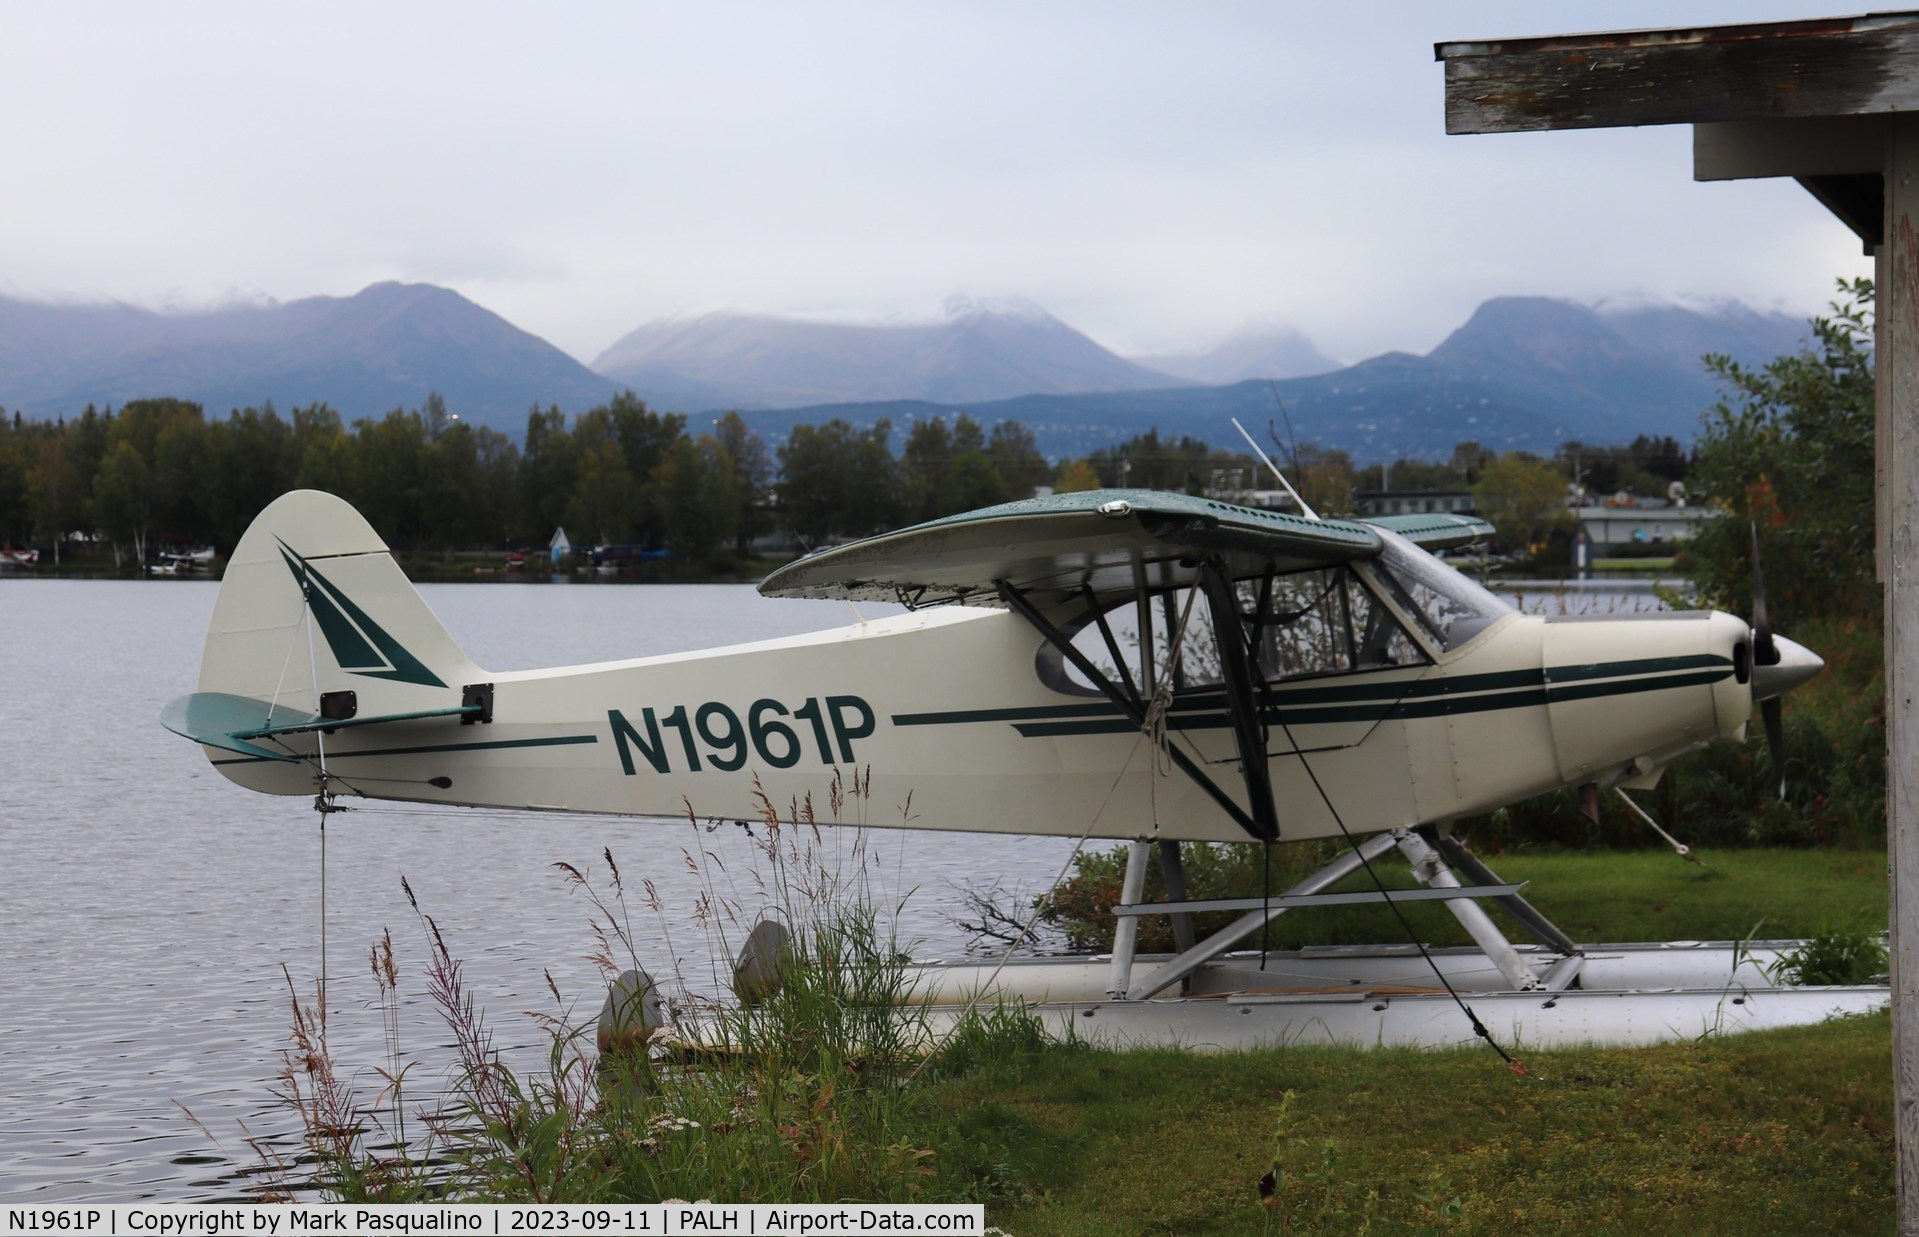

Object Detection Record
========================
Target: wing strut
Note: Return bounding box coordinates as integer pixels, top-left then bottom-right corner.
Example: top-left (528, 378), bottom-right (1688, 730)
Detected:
top-left (996, 573), bottom-right (1280, 843)
top-left (1197, 560), bottom-right (1284, 843)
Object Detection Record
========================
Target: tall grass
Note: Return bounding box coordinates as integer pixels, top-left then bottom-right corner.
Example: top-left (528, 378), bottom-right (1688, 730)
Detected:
top-left (260, 768), bottom-right (1052, 1204)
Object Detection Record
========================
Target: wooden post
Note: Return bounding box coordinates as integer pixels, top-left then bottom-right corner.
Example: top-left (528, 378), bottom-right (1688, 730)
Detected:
top-left (1886, 112), bottom-right (1919, 1236)
top-left (1439, 16), bottom-right (1919, 1224)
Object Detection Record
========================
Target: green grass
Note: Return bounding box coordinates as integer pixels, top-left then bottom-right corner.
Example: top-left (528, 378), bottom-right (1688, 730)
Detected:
top-left (1040, 842), bottom-right (1887, 954)
top-left (1283, 847), bottom-right (1889, 951)
top-left (931, 1011), bottom-right (1892, 1235)
top-left (266, 841), bottom-right (1893, 1223)
top-left (1592, 556), bottom-right (1676, 571)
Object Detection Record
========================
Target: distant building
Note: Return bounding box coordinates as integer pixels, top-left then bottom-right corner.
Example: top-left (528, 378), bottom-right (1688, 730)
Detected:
top-left (1574, 499), bottom-right (1715, 557)
top-left (1230, 488), bottom-right (1305, 512)
top-left (1354, 489), bottom-right (1476, 518)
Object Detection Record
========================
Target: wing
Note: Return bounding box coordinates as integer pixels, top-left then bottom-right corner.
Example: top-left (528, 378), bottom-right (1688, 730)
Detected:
top-left (759, 489), bottom-right (1384, 607)
top-left (1359, 513), bottom-right (1495, 552)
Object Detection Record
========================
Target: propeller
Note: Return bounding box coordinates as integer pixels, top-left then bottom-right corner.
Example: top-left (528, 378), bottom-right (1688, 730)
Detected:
top-left (1746, 523), bottom-right (1827, 798)
top-left (1749, 521), bottom-right (1786, 799)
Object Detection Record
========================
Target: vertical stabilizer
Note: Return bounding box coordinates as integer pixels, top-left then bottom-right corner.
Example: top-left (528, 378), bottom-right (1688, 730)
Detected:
top-left (197, 490), bottom-right (484, 722)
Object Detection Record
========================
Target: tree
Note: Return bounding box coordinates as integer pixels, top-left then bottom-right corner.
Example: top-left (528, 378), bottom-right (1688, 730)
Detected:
top-left (900, 416), bottom-right (955, 523)
top-left (296, 419), bottom-right (356, 498)
top-left (567, 439), bottom-right (641, 546)
top-left (574, 391), bottom-right (686, 546)
top-left (1054, 459), bottom-right (1101, 493)
top-left (1685, 278), bottom-right (1876, 624)
top-left (1473, 453), bottom-right (1569, 554)
top-left (1450, 440), bottom-right (1493, 484)
top-left (420, 421), bottom-right (521, 547)
top-left (25, 433), bottom-right (87, 563)
top-left (653, 436), bottom-right (743, 561)
top-left (713, 412), bottom-right (772, 552)
top-left (943, 447), bottom-right (1010, 513)
top-left (112, 399), bottom-right (205, 536)
top-left (900, 414), bottom-right (1010, 520)
top-left (988, 420), bottom-right (1049, 498)
top-left (777, 419), bottom-right (901, 545)
top-left (422, 390), bottom-right (450, 441)
top-left (1089, 429), bottom-right (1214, 492)
top-left (1558, 436), bottom-right (1684, 500)
top-left (346, 409), bottom-right (429, 545)
top-left (92, 440), bottom-right (151, 567)
top-left (1294, 443), bottom-right (1356, 517)
top-left (521, 405), bottom-right (578, 543)
top-left (201, 406), bottom-right (295, 549)
top-left (0, 414), bottom-right (29, 546)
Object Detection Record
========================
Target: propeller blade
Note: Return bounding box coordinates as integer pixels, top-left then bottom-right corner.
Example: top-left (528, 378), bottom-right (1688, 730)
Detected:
top-left (1761, 696), bottom-right (1787, 800)
top-left (1750, 520), bottom-right (1778, 666)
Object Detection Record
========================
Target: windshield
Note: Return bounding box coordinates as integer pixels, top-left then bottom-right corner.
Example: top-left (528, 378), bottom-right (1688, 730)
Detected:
top-left (1367, 529), bottom-right (1513, 652)
top-left (1050, 564), bottom-right (1429, 696)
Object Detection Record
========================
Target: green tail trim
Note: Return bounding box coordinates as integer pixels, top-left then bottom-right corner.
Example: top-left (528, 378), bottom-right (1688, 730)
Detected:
top-left (278, 541), bottom-right (448, 688)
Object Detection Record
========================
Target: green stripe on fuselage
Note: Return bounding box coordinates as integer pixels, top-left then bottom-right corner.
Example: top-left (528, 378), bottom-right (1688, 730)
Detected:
top-left (210, 733), bottom-right (599, 766)
top-left (902, 655), bottom-right (1733, 737)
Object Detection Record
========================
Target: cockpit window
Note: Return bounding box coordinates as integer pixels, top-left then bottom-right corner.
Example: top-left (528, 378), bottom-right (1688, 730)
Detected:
top-left (1054, 563), bottom-right (1429, 696)
top-left (1365, 529), bottom-right (1513, 652)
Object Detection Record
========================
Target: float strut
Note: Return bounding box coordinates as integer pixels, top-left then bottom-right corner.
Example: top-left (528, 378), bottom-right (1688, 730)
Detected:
top-left (1160, 841), bottom-right (1196, 955)
top-left (1430, 832), bottom-right (1581, 957)
top-left (1106, 841), bottom-right (1153, 998)
top-left (1396, 830), bottom-right (1544, 991)
top-left (1125, 831), bottom-right (1402, 1000)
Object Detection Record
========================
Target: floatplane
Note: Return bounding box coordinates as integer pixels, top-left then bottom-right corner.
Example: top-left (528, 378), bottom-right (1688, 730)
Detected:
top-left (162, 485), bottom-right (1884, 1050)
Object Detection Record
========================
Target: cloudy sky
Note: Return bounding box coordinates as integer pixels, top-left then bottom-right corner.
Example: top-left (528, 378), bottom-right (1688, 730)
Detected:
top-left (0, 2), bottom-right (1873, 366)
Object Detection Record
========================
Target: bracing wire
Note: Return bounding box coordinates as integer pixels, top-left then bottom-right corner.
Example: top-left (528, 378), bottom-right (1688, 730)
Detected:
top-left (296, 566), bottom-right (334, 1047)
top-left (1266, 694), bottom-right (1528, 1074)
top-left (1225, 555), bottom-right (1526, 1072)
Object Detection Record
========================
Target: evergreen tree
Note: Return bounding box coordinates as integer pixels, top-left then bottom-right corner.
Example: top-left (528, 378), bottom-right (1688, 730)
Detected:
top-left (1685, 277), bottom-right (1876, 624)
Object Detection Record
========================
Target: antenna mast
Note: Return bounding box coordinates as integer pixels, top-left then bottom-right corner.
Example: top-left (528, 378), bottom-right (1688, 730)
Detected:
top-left (1231, 417), bottom-right (1321, 521)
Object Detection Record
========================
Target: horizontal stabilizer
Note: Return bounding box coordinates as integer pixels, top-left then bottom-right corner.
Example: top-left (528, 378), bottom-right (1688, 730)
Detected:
top-left (161, 691), bottom-right (479, 759)
top-left (160, 693), bottom-right (309, 762)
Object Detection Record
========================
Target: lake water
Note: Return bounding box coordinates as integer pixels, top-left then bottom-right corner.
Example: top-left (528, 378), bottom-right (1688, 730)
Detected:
top-left (0, 580), bottom-right (1084, 1203)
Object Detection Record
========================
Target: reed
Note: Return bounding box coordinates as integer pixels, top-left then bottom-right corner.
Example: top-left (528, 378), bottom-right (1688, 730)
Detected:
top-left (261, 768), bottom-right (1054, 1204)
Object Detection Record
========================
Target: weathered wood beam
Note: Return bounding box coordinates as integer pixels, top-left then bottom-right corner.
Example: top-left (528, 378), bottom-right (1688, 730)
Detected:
top-left (1695, 117), bottom-right (1888, 181)
top-left (1885, 113), bottom-right (1919, 1237)
top-left (1693, 117), bottom-right (1888, 247)
top-left (1438, 14), bottom-right (1919, 135)
top-left (1798, 174), bottom-right (1885, 250)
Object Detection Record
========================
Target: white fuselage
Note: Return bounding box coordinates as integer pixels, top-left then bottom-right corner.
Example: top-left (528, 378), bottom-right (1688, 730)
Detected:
top-left (211, 603), bottom-right (1754, 844)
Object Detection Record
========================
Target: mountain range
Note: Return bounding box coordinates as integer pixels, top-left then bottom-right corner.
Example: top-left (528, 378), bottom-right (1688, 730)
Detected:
top-left (719, 297), bottom-right (1808, 459)
top-left (1133, 324), bottom-right (1342, 384)
top-left (0, 282), bottom-right (620, 428)
top-left (0, 283), bottom-right (1810, 461)
top-left (593, 297), bottom-right (1185, 409)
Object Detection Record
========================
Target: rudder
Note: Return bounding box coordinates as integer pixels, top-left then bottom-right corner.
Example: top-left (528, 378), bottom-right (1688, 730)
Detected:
top-left (197, 489), bottom-right (485, 723)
